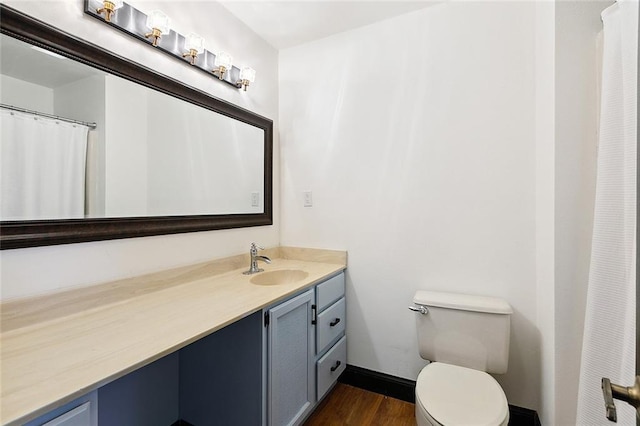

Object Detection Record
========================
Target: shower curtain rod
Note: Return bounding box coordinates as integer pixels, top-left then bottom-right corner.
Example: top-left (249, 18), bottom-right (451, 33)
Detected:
top-left (0, 103), bottom-right (97, 129)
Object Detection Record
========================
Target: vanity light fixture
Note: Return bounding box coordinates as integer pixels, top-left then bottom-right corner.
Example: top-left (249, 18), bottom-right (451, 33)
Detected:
top-left (85, 2), bottom-right (255, 91)
top-left (213, 51), bottom-right (232, 80)
top-left (237, 67), bottom-right (256, 91)
top-left (96, 0), bottom-right (123, 22)
top-left (145, 10), bottom-right (170, 47)
top-left (183, 33), bottom-right (205, 65)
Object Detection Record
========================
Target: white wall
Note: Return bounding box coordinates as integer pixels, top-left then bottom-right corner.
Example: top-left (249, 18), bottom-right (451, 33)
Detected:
top-left (54, 75), bottom-right (105, 126)
top-left (100, 75), bottom-right (264, 217)
top-left (0, 0), bottom-right (279, 300)
top-left (0, 74), bottom-right (54, 113)
top-left (534, 2), bottom-right (556, 424)
top-left (280, 2), bottom-right (540, 410)
top-left (145, 89), bottom-right (264, 216)
top-left (104, 75), bottom-right (149, 217)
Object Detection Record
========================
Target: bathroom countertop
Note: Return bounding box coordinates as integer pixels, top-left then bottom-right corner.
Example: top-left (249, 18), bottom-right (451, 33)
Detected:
top-left (0, 247), bottom-right (347, 426)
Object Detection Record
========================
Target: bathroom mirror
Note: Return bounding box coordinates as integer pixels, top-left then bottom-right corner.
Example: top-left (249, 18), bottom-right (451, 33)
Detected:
top-left (0, 5), bottom-right (273, 249)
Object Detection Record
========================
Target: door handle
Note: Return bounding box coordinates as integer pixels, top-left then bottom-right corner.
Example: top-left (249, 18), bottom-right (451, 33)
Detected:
top-left (601, 376), bottom-right (640, 422)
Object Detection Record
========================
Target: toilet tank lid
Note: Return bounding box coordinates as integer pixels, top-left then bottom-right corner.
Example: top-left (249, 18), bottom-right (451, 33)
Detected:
top-left (413, 291), bottom-right (513, 314)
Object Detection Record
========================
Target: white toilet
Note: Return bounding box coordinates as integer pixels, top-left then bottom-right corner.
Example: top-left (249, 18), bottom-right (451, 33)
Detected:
top-left (411, 290), bottom-right (513, 426)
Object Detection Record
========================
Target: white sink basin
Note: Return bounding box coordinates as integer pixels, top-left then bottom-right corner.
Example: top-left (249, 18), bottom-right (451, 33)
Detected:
top-left (250, 269), bottom-right (309, 286)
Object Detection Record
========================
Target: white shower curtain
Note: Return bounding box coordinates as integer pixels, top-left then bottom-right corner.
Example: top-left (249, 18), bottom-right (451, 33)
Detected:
top-left (0, 109), bottom-right (89, 220)
top-left (576, 1), bottom-right (638, 424)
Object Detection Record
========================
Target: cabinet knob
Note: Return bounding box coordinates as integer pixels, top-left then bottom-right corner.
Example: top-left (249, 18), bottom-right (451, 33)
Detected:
top-left (331, 361), bottom-right (342, 372)
top-left (330, 318), bottom-right (341, 327)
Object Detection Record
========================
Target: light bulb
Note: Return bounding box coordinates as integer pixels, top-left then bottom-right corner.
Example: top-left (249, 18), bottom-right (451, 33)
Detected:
top-left (213, 51), bottom-right (233, 79)
top-left (145, 10), bottom-right (171, 46)
top-left (184, 33), bottom-right (205, 54)
top-left (237, 67), bottom-right (256, 91)
top-left (214, 52), bottom-right (232, 70)
top-left (146, 10), bottom-right (170, 34)
top-left (239, 67), bottom-right (256, 83)
top-left (182, 33), bottom-right (205, 65)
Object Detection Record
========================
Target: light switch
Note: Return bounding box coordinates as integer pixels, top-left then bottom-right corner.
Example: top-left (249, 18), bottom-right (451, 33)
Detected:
top-left (251, 192), bottom-right (259, 207)
top-left (303, 191), bottom-right (313, 207)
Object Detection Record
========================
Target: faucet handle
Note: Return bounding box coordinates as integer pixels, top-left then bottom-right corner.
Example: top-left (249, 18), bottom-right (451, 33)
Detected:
top-left (250, 242), bottom-right (265, 251)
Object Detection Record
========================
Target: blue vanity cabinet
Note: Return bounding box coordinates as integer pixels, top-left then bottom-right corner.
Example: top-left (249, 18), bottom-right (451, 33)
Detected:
top-left (264, 271), bottom-right (346, 426)
top-left (23, 274), bottom-right (344, 426)
top-left (265, 288), bottom-right (316, 426)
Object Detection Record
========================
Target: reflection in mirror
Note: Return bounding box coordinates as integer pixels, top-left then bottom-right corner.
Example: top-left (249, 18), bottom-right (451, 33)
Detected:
top-left (0, 34), bottom-right (264, 222)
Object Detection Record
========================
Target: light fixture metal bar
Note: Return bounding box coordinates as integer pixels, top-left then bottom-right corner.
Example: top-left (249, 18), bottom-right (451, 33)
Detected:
top-left (84, 0), bottom-right (241, 88)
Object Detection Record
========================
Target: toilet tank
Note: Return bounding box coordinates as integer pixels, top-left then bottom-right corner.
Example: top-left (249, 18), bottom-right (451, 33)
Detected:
top-left (413, 291), bottom-right (513, 374)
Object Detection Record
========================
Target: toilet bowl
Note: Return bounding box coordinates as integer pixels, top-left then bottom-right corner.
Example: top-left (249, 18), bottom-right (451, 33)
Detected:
top-left (414, 362), bottom-right (509, 426)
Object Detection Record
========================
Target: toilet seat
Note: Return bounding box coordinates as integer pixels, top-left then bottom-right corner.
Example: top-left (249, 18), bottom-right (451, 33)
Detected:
top-left (415, 362), bottom-right (509, 426)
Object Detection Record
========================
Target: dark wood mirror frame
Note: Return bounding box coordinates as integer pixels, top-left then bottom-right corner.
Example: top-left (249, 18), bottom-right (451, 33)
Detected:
top-left (0, 5), bottom-right (273, 250)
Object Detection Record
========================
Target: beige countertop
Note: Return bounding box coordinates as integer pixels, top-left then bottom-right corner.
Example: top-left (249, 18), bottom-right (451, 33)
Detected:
top-left (0, 247), bottom-right (346, 425)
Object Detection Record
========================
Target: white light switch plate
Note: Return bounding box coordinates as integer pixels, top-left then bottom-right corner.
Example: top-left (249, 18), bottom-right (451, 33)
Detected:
top-left (303, 191), bottom-right (313, 207)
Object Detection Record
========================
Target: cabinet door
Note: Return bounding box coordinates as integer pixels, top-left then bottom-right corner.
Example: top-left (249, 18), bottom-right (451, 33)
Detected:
top-left (267, 289), bottom-right (315, 426)
top-left (42, 402), bottom-right (91, 426)
top-left (24, 392), bottom-right (98, 426)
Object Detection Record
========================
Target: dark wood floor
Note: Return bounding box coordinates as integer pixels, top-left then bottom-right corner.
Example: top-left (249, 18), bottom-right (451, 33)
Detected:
top-left (304, 383), bottom-right (417, 426)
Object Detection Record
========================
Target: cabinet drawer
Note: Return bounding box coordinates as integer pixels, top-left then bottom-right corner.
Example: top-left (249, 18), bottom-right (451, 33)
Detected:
top-left (316, 336), bottom-right (347, 401)
top-left (316, 273), bottom-right (345, 312)
top-left (317, 297), bottom-right (345, 355)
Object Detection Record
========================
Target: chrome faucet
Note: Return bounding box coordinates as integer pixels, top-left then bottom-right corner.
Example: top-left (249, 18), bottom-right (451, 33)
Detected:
top-left (243, 242), bottom-right (271, 275)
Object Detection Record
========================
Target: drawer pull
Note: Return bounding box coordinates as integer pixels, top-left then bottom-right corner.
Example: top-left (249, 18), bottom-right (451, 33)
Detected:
top-left (330, 318), bottom-right (341, 327)
top-left (330, 361), bottom-right (342, 372)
